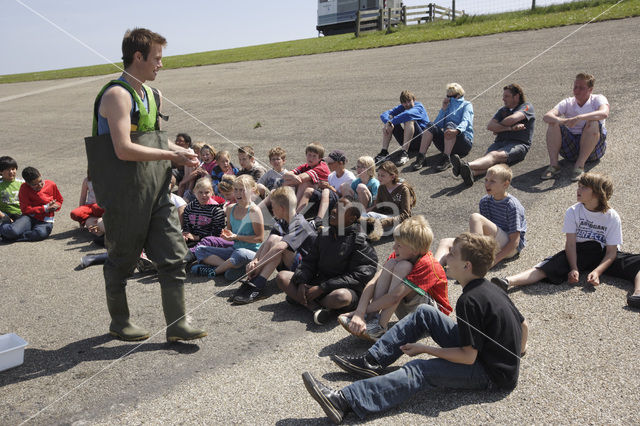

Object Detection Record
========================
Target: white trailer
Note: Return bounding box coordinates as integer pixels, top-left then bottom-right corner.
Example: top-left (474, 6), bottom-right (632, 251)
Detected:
top-left (317, 0), bottom-right (402, 35)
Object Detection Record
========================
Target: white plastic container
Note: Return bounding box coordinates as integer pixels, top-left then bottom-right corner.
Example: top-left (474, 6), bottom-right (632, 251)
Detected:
top-left (0, 333), bottom-right (28, 372)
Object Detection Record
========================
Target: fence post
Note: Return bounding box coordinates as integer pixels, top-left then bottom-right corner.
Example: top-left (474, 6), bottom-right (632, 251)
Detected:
top-left (356, 10), bottom-right (361, 37)
top-left (532, 0), bottom-right (536, 10)
top-left (429, 3), bottom-right (433, 22)
top-left (378, 8), bottom-right (383, 30)
top-left (387, 7), bottom-right (391, 28)
top-left (452, 0), bottom-right (456, 21)
top-left (402, 5), bottom-right (406, 25)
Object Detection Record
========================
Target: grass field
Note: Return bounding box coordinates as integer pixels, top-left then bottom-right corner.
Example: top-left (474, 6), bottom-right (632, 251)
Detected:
top-left (1, 0), bottom-right (637, 84)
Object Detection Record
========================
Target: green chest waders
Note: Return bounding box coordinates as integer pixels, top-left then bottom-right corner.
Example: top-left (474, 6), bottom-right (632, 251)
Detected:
top-left (85, 130), bottom-right (206, 342)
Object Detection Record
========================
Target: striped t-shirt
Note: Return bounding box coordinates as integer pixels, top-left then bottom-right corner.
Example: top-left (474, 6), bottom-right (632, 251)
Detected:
top-left (478, 194), bottom-right (527, 252)
top-left (182, 199), bottom-right (226, 239)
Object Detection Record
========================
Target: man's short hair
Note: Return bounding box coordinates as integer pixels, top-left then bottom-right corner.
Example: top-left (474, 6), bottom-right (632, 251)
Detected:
top-left (393, 215), bottom-right (433, 255)
top-left (575, 72), bottom-right (595, 88)
top-left (21, 166), bottom-right (41, 183)
top-left (268, 146), bottom-right (286, 161)
top-left (399, 90), bottom-right (416, 103)
top-left (453, 232), bottom-right (497, 278)
top-left (503, 83), bottom-right (526, 104)
top-left (122, 28), bottom-right (167, 69)
top-left (270, 186), bottom-right (297, 211)
top-left (238, 146), bottom-right (255, 159)
top-left (0, 156), bottom-right (18, 172)
top-left (446, 83), bottom-right (465, 98)
top-left (486, 164), bottom-right (512, 183)
top-left (305, 143), bottom-right (325, 159)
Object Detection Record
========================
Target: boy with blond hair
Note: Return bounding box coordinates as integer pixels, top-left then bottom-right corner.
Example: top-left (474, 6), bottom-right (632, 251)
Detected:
top-left (339, 215), bottom-right (451, 341)
top-left (435, 164), bottom-right (526, 268)
top-left (232, 186), bottom-right (317, 304)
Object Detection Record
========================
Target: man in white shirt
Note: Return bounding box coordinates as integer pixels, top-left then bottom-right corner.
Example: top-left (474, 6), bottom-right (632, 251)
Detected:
top-left (541, 73), bottom-right (609, 182)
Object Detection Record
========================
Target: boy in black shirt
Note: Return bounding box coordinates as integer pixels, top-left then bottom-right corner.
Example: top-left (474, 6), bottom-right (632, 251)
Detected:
top-left (301, 232), bottom-right (528, 424)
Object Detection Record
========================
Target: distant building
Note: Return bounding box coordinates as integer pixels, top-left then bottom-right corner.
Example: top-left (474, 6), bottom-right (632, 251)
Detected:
top-left (317, 0), bottom-right (402, 35)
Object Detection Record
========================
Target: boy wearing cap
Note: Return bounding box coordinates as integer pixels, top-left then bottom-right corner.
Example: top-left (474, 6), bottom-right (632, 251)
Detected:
top-left (297, 150), bottom-right (355, 226)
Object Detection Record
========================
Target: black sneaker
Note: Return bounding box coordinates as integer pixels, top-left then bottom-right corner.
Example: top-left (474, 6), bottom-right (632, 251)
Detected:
top-left (491, 277), bottom-right (509, 293)
top-left (330, 354), bottom-right (385, 378)
top-left (302, 372), bottom-right (351, 424)
top-left (232, 281), bottom-right (266, 305)
top-left (395, 151), bottom-right (409, 166)
top-left (451, 154), bottom-right (462, 177)
top-left (411, 153), bottom-right (426, 171)
top-left (435, 154), bottom-right (452, 171)
top-left (313, 308), bottom-right (333, 325)
top-left (374, 150), bottom-right (389, 163)
top-left (459, 158), bottom-right (474, 187)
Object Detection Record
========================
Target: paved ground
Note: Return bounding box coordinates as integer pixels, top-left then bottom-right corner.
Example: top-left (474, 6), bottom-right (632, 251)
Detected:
top-left (1, 16), bottom-right (639, 425)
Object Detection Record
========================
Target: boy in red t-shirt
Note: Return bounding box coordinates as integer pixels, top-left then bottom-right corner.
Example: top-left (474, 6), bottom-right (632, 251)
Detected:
top-left (1, 166), bottom-right (63, 242)
top-left (283, 143), bottom-right (330, 210)
top-left (339, 215), bottom-right (451, 341)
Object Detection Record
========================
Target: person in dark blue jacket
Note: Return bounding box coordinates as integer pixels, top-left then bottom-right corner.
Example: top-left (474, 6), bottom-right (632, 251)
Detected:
top-left (413, 83), bottom-right (474, 172)
top-left (375, 90), bottom-right (430, 167)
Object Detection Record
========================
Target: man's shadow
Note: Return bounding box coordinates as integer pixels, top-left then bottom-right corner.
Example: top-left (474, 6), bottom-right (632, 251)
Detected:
top-left (0, 334), bottom-right (199, 388)
top-left (510, 160), bottom-right (600, 194)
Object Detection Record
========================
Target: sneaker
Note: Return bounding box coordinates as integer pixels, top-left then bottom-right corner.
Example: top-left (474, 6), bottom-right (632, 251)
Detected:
top-left (301, 372), bottom-right (351, 424)
top-left (313, 308), bottom-right (332, 325)
top-left (451, 154), bottom-right (462, 177)
top-left (190, 263), bottom-right (217, 277)
top-left (411, 153), bottom-right (426, 171)
top-left (232, 281), bottom-right (266, 305)
top-left (362, 320), bottom-right (386, 341)
top-left (435, 154), bottom-right (452, 171)
top-left (374, 150), bottom-right (389, 163)
top-left (330, 354), bottom-right (385, 378)
top-left (395, 151), bottom-right (409, 166)
top-left (491, 277), bottom-right (509, 293)
top-left (459, 158), bottom-right (474, 187)
top-left (136, 257), bottom-right (156, 274)
top-left (337, 315), bottom-right (351, 333)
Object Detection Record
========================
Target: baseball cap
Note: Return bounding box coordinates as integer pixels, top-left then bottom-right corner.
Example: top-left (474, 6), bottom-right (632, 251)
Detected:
top-left (324, 149), bottom-right (347, 163)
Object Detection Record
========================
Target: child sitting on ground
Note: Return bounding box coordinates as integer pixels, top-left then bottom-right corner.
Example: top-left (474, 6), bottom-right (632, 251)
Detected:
top-left (191, 175), bottom-right (264, 280)
top-left (297, 149), bottom-right (356, 225)
top-left (435, 164), bottom-right (526, 268)
top-left (340, 155), bottom-right (379, 209)
top-left (182, 177), bottom-right (226, 246)
top-left (362, 161), bottom-right (416, 240)
top-left (70, 170), bottom-right (105, 236)
top-left (237, 145), bottom-right (267, 182)
top-left (0, 166), bottom-right (63, 242)
top-left (257, 146), bottom-right (288, 198)
top-left (177, 140), bottom-right (207, 197)
top-left (339, 215), bottom-right (452, 341)
top-left (0, 156), bottom-right (24, 224)
top-left (492, 172), bottom-right (640, 309)
top-left (276, 199), bottom-right (378, 325)
top-left (230, 186), bottom-right (318, 305)
top-left (217, 175), bottom-right (237, 208)
top-left (211, 150), bottom-right (239, 195)
top-left (283, 142), bottom-right (330, 208)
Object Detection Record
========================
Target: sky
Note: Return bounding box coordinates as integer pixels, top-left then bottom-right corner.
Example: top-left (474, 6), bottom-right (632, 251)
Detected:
top-left (1, 0), bottom-right (569, 75)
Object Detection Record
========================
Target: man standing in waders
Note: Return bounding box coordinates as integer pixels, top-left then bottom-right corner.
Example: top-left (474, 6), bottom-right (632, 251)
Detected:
top-left (85, 28), bottom-right (207, 342)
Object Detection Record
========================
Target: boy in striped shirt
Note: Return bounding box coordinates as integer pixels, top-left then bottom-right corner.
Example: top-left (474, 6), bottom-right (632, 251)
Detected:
top-left (435, 164), bottom-right (526, 268)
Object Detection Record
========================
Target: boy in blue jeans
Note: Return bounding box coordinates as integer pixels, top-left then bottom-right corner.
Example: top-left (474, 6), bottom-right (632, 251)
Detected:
top-left (302, 233), bottom-right (528, 424)
top-left (1, 166), bottom-right (63, 242)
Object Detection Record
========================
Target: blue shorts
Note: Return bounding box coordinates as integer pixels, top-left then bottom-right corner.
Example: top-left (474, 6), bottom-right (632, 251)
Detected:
top-left (194, 245), bottom-right (256, 266)
top-left (559, 123), bottom-right (607, 162)
top-left (430, 123), bottom-right (472, 157)
top-left (485, 140), bottom-right (530, 165)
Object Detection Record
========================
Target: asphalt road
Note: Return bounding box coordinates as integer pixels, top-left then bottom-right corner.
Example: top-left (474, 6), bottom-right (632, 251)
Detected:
top-left (1, 16), bottom-right (639, 425)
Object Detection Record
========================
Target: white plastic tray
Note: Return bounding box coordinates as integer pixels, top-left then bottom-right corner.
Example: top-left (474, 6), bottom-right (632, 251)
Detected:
top-left (0, 333), bottom-right (28, 372)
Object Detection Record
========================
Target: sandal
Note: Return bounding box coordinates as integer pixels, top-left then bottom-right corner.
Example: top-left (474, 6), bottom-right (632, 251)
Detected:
top-left (540, 165), bottom-right (561, 180)
top-left (570, 167), bottom-right (584, 182)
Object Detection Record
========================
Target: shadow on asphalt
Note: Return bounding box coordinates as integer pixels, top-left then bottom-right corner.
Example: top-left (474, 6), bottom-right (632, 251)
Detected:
top-left (0, 334), bottom-right (200, 388)
top-left (510, 159), bottom-right (600, 194)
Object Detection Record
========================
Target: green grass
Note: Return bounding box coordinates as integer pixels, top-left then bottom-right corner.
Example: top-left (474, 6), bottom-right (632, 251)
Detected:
top-left (1, 0), bottom-right (637, 84)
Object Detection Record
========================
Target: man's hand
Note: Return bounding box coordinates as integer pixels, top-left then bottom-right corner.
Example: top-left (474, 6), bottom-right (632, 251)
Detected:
top-left (305, 285), bottom-right (324, 302)
top-left (587, 270), bottom-right (601, 286)
top-left (441, 97), bottom-right (450, 110)
top-left (568, 269), bottom-right (580, 284)
top-left (283, 172), bottom-right (302, 186)
top-left (444, 128), bottom-right (459, 138)
top-left (173, 150), bottom-right (198, 167)
top-left (511, 123), bottom-right (525, 131)
top-left (347, 314), bottom-right (367, 336)
top-left (400, 342), bottom-right (430, 357)
top-left (246, 259), bottom-right (259, 279)
top-left (297, 283), bottom-right (308, 306)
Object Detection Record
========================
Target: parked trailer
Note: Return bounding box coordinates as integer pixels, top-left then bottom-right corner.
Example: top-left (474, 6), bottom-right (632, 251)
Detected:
top-left (317, 0), bottom-right (402, 35)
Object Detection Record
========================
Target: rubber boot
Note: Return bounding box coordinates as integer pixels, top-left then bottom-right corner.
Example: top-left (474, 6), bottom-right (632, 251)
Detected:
top-left (106, 287), bottom-right (150, 341)
top-left (161, 285), bottom-right (207, 342)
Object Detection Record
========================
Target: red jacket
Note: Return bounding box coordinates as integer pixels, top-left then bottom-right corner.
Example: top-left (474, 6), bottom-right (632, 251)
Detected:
top-left (19, 180), bottom-right (63, 222)
top-left (388, 251), bottom-right (452, 315)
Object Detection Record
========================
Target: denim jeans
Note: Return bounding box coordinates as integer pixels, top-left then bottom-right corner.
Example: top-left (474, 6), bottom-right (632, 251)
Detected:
top-left (0, 215), bottom-right (52, 241)
top-left (341, 304), bottom-right (491, 419)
